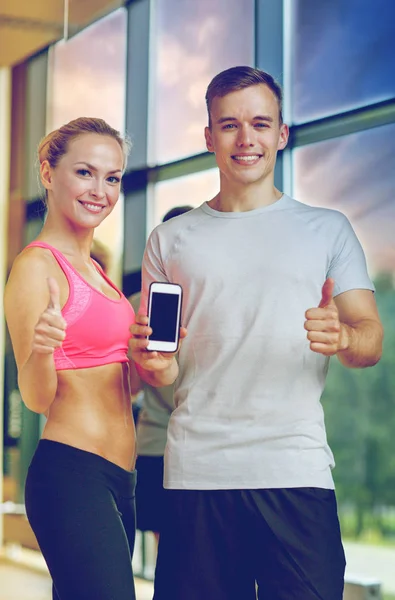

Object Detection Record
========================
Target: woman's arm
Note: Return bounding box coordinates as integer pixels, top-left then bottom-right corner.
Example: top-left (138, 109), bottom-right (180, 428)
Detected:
top-left (4, 251), bottom-right (66, 413)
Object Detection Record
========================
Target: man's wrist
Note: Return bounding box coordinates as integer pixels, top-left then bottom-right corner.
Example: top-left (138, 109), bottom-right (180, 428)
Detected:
top-left (135, 356), bottom-right (178, 386)
top-left (337, 323), bottom-right (351, 353)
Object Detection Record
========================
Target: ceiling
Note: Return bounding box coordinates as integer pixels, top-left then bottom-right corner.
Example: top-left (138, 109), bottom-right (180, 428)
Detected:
top-left (0, 0), bottom-right (123, 67)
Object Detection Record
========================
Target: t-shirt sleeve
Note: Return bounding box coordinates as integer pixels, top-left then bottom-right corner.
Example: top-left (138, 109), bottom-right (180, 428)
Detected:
top-left (140, 228), bottom-right (170, 315)
top-left (327, 212), bottom-right (374, 297)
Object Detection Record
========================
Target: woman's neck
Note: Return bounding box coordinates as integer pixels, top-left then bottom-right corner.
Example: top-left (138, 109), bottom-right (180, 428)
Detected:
top-left (38, 222), bottom-right (94, 261)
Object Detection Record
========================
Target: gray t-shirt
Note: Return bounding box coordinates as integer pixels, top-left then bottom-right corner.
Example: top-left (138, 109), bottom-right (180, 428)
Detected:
top-left (140, 194), bottom-right (374, 490)
top-left (130, 292), bottom-right (174, 456)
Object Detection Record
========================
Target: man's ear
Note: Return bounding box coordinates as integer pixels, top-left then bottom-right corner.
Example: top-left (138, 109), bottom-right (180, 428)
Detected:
top-left (40, 160), bottom-right (53, 191)
top-left (205, 126), bottom-right (215, 153)
top-left (277, 123), bottom-right (289, 151)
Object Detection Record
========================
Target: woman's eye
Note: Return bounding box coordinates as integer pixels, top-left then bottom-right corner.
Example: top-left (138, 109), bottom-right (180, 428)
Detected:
top-left (107, 176), bottom-right (121, 184)
top-left (77, 169), bottom-right (91, 176)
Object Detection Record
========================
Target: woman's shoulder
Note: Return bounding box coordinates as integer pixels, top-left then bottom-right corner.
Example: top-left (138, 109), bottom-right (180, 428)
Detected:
top-left (5, 245), bottom-right (58, 299)
top-left (16, 242), bottom-right (63, 270)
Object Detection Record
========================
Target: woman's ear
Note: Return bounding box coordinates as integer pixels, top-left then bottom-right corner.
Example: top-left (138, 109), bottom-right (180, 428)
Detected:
top-left (40, 160), bottom-right (53, 191)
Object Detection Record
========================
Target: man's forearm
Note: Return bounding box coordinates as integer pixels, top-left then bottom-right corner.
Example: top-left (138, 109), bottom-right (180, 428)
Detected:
top-left (337, 318), bottom-right (383, 368)
top-left (136, 358), bottom-right (179, 387)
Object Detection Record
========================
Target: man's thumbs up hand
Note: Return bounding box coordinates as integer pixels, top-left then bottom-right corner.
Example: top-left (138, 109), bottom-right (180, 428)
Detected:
top-left (318, 277), bottom-right (336, 309)
top-left (304, 278), bottom-right (345, 356)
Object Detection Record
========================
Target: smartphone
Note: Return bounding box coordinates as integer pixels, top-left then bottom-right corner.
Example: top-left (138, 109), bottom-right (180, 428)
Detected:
top-left (147, 282), bottom-right (183, 353)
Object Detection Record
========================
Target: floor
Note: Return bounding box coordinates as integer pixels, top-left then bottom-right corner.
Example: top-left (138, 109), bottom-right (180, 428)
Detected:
top-left (2, 541), bottom-right (394, 599)
top-left (0, 551), bottom-right (154, 600)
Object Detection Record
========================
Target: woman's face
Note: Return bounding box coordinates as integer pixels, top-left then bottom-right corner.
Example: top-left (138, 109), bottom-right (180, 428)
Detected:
top-left (42, 133), bottom-right (124, 229)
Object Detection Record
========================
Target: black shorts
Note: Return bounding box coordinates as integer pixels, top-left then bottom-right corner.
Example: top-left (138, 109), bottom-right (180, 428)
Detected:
top-left (153, 487), bottom-right (346, 600)
top-left (135, 455), bottom-right (165, 533)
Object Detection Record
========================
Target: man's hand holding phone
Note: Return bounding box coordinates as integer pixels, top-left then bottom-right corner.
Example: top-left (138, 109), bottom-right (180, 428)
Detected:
top-left (129, 282), bottom-right (187, 386)
top-left (129, 314), bottom-right (186, 367)
top-left (129, 313), bottom-right (187, 386)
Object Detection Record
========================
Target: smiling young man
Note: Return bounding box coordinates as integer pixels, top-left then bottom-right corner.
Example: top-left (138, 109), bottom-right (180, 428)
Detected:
top-left (130, 66), bottom-right (383, 600)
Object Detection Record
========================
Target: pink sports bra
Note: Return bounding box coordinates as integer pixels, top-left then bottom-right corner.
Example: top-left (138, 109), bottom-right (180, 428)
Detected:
top-left (26, 242), bottom-right (135, 371)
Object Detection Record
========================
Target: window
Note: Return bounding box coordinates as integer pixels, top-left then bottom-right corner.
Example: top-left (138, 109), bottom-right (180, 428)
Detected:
top-left (47, 8), bottom-right (127, 132)
top-left (293, 124), bottom-right (395, 539)
top-left (152, 169), bottom-right (219, 229)
top-left (151, 0), bottom-right (255, 164)
top-left (47, 8), bottom-right (127, 283)
top-left (292, 0), bottom-right (395, 123)
top-left (293, 124), bottom-right (395, 274)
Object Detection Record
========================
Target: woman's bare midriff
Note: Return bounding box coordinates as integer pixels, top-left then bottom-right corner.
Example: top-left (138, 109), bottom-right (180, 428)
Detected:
top-left (41, 362), bottom-right (136, 471)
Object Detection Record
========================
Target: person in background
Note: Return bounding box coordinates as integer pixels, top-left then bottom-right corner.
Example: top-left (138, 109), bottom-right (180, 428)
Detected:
top-left (130, 205), bottom-right (193, 544)
top-left (4, 117), bottom-right (139, 600)
top-left (129, 66), bottom-right (383, 600)
top-left (90, 237), bottom-right (111, 273)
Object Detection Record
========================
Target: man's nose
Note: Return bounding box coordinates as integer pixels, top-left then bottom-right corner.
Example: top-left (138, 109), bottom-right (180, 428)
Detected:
top-left (237, 126), bottom-right (254, 146)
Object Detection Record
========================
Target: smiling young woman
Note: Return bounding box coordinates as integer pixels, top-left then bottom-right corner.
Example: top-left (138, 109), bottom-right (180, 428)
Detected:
top-left (4, 117), bottom-right (139, 600)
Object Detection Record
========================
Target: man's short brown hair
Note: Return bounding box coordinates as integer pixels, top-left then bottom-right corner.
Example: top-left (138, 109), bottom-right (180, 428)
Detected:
top-left (205, 66), bottom-right (283, 128)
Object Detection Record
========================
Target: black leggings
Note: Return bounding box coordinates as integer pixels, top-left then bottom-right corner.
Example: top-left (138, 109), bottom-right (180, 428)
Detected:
top-left (25, 440), bottom-right (137, 600)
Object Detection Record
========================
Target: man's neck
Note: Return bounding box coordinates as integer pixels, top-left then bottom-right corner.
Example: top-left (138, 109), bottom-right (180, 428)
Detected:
top-left (208, 178), bottom-right (283, 213)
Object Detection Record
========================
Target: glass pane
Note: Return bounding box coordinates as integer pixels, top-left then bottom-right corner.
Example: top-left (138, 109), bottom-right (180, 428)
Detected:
top-left (25, 54), bottom-right (47, 201)
top-left (47, 8), bottom-right (127, 284)
top-left (48, 8), bottom-right (127, 132)
top-left (152, 169), bottom-right (219, 230)
top-left (152, 0), bottom-right (255, 164)
top-left (292, 0), bottom-right (395, 123)
top-left (293, 124), bottom-right (395, 275)
top-left (293, 125), bottom-right (395, 566)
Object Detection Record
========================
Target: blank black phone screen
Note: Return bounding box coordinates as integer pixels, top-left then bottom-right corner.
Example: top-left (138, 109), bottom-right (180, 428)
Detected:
top-left (149, 292), bottom-right (180, 342)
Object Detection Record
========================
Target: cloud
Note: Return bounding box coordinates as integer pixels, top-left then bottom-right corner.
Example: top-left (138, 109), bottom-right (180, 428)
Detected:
top-left (154, 5), bottom-right (254, 162)
top-left (48, 10), bottom-right (126, 132)
top-left (157, 33), bottom-right (210, 90)
top-left (293, 125), bottom-right (395, 274)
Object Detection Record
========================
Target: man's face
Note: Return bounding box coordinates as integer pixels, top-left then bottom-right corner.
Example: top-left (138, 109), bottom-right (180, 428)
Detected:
top-left (205, 84), bottom-right (289, 187)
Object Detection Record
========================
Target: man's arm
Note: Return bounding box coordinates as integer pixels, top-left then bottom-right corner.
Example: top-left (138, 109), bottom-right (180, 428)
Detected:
top-left (305, 278), bottom-right (383, 368)
top-left (128, 292), bottom-right (144, 395)
top-left (135, 356), bottom-right (179, 388)
top-left (334, 287), bottom-right (383, 368)
top-left (129, 313), bottom-right (186, 387)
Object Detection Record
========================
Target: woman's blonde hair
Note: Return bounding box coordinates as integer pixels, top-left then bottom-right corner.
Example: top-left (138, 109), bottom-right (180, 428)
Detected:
top-left (38, 117), bottom-right (131, 170)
